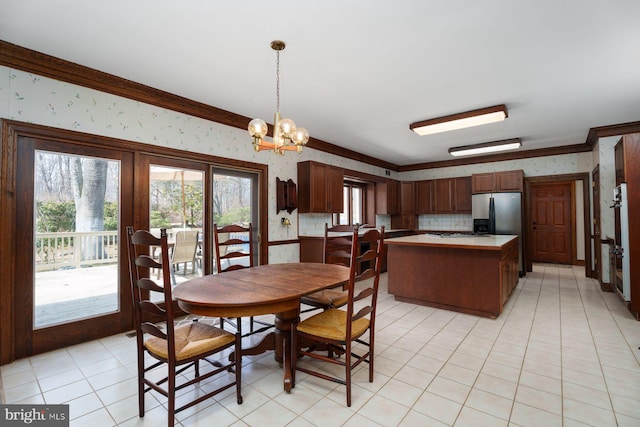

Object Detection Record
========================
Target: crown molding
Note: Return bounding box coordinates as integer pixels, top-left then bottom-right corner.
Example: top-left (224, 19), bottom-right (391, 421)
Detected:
top-left (398, 144), bottom-right (592, 171)
top-left (585, 121), bottom-right (640, 147)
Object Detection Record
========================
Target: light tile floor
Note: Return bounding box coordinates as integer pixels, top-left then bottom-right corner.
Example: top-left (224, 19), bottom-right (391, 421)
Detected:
top-left (2, 264), bottom-right (639, 426)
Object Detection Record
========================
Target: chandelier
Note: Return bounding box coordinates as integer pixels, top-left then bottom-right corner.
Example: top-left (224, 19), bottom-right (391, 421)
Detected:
top-left (248, 40), bottom-right (309, 155)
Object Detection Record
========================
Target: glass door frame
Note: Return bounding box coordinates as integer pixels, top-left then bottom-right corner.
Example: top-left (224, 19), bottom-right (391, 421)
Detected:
top-left (12, 136), bottom-right (134, 358)
top-left (140, 155), bottom-right (209, 277)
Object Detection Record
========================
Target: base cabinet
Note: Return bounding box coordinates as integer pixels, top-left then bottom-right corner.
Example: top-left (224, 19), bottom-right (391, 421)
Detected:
top-left (387, 237), bottom-right (519, 318)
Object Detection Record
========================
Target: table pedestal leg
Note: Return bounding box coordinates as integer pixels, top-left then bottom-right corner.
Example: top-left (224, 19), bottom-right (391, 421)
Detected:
top-left (228, 309), bottom-right (298, 392)
top-left (275, 309), bottom-right (297, 393)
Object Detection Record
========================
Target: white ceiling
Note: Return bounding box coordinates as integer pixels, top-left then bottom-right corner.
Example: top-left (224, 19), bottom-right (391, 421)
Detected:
top-left (2, 0), bottom-right (639, 166)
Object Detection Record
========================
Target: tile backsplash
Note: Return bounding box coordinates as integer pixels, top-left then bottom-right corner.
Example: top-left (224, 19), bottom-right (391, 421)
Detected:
top-left (418, 214), bottom-right (473, 231)
top-left (299, 213), bottom-right (472, 235)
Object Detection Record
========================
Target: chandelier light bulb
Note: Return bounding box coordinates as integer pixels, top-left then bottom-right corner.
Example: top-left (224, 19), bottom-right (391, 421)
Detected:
top-left (279, 118), bottom-right (296, 138)
top-left (248, 118), bottom-right (268, 138)
top-left (292, 127), bottom-right (309, 145)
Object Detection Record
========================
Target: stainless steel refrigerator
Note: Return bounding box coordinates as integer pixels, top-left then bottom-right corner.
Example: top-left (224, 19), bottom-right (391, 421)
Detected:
top-left (472, 192), bottom-right (524, 276)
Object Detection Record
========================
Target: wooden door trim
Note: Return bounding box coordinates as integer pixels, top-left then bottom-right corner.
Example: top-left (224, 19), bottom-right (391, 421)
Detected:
top-left (530, 182), bottom-right (573, 264)
top-left (524, 173), bottom-right (592, 278)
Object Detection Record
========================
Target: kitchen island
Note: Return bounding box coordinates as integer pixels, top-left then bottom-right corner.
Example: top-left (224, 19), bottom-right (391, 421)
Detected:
top-left (386, 233), bottom-right (519, 318)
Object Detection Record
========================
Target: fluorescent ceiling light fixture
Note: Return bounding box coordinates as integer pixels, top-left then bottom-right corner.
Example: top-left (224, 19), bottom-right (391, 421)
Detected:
top-left (448, 138), bottom-right (522, 157)
top-left (410, 104), bottom-right (508, 136)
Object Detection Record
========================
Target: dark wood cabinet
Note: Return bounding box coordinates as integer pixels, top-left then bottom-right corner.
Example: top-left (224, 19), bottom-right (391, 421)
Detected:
top-left (471, 173), bottom-right (496, 194)
top-left (297, 161), bottom-right (344, 213)
top-left (434, 178), bottom-right (453, 213)
top-left (276, 177), bottom-right (297, 214)
top-left (496, 170), bottom-right (524, 192)
top-left (391, 214), bottom-right (416, 230)
top-left (326, 165), bottom-right (344, 212)
top-left (453, 176), bottom-right (472, 213)
top-left (472, 170), bottom-right (523, 193)
top-left (376, 179), bottom-right (400, 215)
top-left (614, 133), bottom-right (640, 319)
top-left (615, 139), bottom-right (626, 186)
top-left (433, 177), bottom-right (472, 214)
top-left (416, 180), bottom-right (434, 214)
top-left (400, 181), bottom-right (416, 214)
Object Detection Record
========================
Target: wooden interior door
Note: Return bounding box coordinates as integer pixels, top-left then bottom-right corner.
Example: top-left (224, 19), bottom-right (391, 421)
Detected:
top-left (531, 183), bottom-right (573, 264)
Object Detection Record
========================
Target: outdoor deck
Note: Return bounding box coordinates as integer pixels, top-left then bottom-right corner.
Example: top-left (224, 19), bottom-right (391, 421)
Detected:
top-left (35, 264), bottom-right (200, 328)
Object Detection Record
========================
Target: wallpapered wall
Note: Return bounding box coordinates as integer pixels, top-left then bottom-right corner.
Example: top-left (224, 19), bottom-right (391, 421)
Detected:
top-left (2, 65), bottom-right (611, 269)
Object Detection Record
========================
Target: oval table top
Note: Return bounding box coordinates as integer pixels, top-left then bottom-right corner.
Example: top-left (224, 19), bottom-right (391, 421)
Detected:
top-left (173, 262), bottom-right (350, 318)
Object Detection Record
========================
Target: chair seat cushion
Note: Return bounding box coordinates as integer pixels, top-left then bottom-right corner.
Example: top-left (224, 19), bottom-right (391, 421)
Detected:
top-left (145, 321), bottom-right (235, 361)
top-left (296, 308), bottom-right (370, 342)
top-left (301, 289), bottom-right (348, 308)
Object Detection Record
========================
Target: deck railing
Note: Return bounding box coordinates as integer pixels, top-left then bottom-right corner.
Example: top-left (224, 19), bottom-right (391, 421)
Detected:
top-left (35, 231), bottom-right (119, 272)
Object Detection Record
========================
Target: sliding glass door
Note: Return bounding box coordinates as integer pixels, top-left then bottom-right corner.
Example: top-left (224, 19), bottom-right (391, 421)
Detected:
top-left (212, 167), bottom-right (261, 270)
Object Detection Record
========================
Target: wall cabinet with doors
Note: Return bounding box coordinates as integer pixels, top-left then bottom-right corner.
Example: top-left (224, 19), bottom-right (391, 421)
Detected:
top-left (391, 181), bottom-right (417, 229)
top-left (453, 176), bottom-right (472, 213)
top-left (613, 133), bottom-right (640, 319)
top-left (400, 181), bottom-right (416, 214)
top-left (297, 161), bottom-right (344, 213)
top-left (375, 179), bottom-right (400, 215)
top-left (434, 179), bottom-right (453, 213)
top-left (433, 176), bottom-right (472, 214)
top-left (416, 180), bottom-right (435, 214)
top-left (472, 170), bottom-right (524, 193)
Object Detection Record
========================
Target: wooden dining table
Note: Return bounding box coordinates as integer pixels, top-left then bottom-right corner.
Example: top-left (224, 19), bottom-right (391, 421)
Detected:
top-left (172, 262), bottom-right (350, 392)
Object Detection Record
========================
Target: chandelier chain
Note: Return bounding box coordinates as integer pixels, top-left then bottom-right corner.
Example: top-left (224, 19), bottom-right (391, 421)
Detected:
top-left (276, 50), bottom-right (280, 113)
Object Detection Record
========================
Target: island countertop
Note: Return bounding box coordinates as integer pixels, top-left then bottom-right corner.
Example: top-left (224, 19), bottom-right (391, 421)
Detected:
top-left (384, 233), bottom-right (518, 250)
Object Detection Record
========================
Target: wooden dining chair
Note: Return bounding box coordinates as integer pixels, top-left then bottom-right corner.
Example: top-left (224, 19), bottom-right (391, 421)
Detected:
top-left (126, 226), bottom-right (242, 427)
top-left (300, 223), bottom-right (357, 313)
top-left (291, 226), bottom-right (385, 407)
top-left (213, 223), bottom-right (274, 336)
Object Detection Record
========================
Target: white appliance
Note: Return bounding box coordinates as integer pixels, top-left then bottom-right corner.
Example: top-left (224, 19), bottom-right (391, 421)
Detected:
top-left (472, 192), bottom-right (524, 276)
top-left (612, 183), bottom-right (631, 301)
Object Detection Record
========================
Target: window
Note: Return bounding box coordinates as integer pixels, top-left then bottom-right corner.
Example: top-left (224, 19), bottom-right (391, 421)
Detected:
top-left (334, 181), bottom-right (365, 225)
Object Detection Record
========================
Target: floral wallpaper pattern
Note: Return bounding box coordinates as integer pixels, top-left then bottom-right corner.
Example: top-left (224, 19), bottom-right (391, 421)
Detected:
top-left (1, 66), bottom-right (617, 273)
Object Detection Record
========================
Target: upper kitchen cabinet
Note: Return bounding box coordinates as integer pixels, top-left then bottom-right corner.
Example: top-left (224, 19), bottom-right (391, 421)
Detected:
top-left (497, 170), bottom-right (524, 192)
top-left (453, 176), bottom-right (472, 213)
top-left (472, 170), bottom-right (524, 193)
top-left (471, 173), bottom-right (495, 194)
top-left (297, 161), bottom-right (344, 213)
top-left (376, 179), bottom-right (401, 215)
top-left (434, 178), bottom-right (453, 213)
top-left (400, 181), bottom-right (416, 214)
top-left (416, 180), bottom-right (434, 214)
top-left (434, 177), bottom-right (472, 214)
